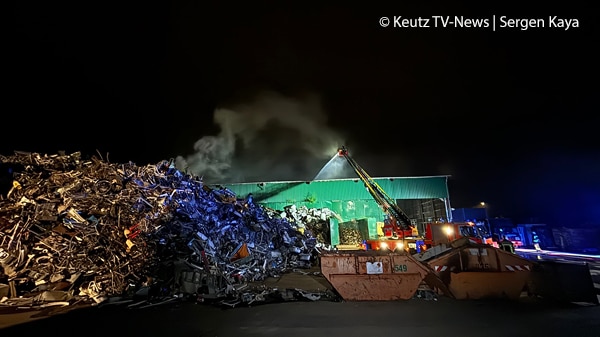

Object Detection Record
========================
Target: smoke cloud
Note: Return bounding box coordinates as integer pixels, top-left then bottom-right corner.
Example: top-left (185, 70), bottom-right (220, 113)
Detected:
top-left (176, 91), bottom-right (350, 183)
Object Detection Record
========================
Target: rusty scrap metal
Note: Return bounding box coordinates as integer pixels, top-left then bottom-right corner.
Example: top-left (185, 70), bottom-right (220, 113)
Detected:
top-left (339, 227), bottom-right (363, 245)
top-left (0, 151), bottom-right (339, 309)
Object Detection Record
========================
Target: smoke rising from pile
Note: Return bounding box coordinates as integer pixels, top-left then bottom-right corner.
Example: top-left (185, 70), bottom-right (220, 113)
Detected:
top-left (175, 91), bottom-right (349, 183)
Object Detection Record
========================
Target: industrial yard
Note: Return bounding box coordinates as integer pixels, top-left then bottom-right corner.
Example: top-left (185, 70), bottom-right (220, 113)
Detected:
top-left (2, 282), bottom-right (600, 336)
top-left (1, 150), bottom-right (599, 334)
top-left (4, 2), bottom-right (597, 335)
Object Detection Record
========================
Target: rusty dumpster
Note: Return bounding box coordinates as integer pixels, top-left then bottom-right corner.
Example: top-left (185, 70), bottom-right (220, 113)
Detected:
top-left (424, 238), bottom-right (535, 300)
top-left (320, 250), bottom-right (434, 301)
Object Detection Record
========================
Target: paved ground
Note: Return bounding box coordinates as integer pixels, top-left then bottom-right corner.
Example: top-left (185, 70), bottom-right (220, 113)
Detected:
top-left (2, 260), bottom-right (599, 336)
top-left (1, 295), bottom-right (600, 337)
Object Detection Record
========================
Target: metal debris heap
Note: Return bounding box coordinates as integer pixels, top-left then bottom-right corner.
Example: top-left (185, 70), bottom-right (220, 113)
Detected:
top-left (0, 151), bottom-right (338, 310)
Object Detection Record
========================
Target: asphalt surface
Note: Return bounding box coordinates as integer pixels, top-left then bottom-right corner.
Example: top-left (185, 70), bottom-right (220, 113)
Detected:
top-left (1, 295), bottom-right (600, 337)
top-left (2, 251), bottom-right (599, 336)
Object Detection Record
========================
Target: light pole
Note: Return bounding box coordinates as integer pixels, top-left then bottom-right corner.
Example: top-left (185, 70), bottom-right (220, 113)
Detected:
top-left (480, 202), bottom-right (491, 235)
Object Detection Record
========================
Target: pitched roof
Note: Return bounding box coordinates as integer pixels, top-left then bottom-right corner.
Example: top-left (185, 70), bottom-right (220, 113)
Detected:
top-left (219, 176), bottom-right (449, 204)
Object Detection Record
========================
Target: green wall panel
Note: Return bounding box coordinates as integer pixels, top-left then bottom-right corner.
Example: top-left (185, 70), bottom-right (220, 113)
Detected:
top-left (219, 176), bottom-right (449, 204)
top-left (216, 176), bottom-right (450, 225)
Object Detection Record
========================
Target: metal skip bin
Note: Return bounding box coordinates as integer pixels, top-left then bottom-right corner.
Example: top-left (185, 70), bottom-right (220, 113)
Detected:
top-left (320, 251), bottom-right (431, 301)
top-left (425, 242), bottom-right (535, 300)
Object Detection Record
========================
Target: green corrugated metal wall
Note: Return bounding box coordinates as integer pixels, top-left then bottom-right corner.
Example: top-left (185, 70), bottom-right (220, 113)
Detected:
top-left (221, 177), bottom-right (448, 201)
top-left (217, 176), bottom-right (450, 245)
top-left (219, 176), bottom-right (449, 218)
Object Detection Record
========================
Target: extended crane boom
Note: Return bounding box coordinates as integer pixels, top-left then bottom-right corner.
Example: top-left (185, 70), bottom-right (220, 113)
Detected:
top-left (338, 146), bottom-right (414, 232)
top-left (337, 146), bottom-right (422, 252)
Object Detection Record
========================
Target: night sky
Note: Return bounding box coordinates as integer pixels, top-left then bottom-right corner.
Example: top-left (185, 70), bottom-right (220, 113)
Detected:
top-left (5, 3), bottom-right (599, 227)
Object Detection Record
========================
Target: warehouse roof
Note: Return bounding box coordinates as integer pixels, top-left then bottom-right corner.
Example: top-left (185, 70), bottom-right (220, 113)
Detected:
top-left (218, 176), bottom-right (450, 205)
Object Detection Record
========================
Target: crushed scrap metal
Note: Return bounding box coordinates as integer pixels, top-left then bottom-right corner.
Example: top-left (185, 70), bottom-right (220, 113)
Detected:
top-left (0, 151), bottom-right (339, 310)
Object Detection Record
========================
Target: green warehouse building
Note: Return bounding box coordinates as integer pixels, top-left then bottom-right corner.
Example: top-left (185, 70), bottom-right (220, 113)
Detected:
top-left (221, 176), bottom-right (452, 246)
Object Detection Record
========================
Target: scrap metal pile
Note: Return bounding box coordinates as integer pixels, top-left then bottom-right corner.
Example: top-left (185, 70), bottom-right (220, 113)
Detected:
top-left (0, 151), bottom-right (338, 310)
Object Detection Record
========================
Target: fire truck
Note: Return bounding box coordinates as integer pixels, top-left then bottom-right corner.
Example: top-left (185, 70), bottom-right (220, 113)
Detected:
top-left (336, 146), bottom-right (423, 253)
top-left (337, 146), bottom-right (486, 254)
top-left (423, 221), bottom-right (486, 248)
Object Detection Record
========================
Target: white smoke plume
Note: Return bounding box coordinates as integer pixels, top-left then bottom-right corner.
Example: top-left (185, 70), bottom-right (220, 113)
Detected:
top-left (175, 91), bottom-right (348, 183)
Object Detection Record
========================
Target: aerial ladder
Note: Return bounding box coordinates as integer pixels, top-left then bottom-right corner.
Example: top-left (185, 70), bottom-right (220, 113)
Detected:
top-left (337, 146), bottom-right (424, 253)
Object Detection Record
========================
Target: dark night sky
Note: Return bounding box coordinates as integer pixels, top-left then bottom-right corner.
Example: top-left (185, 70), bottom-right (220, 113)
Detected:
top-left (4, 3), bottom-right (599, 227)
